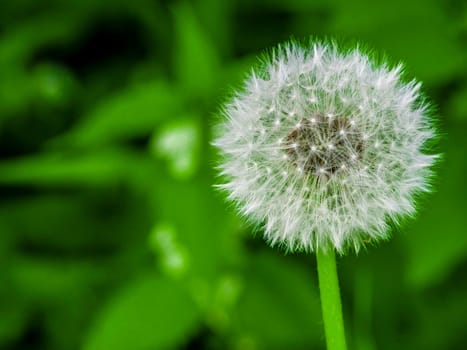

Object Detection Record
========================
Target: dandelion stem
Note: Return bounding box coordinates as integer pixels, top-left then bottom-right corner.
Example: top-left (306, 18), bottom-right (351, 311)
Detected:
top-left (316, 249), bottom-right (347, 350)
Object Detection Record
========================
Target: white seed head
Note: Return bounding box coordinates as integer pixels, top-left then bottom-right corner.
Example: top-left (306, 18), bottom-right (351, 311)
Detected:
top-left (214, 41), bottom-right (438, 254)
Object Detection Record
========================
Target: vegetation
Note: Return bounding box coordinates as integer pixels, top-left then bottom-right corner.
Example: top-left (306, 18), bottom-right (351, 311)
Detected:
top-left (0, 0), bottom-right (466, 349)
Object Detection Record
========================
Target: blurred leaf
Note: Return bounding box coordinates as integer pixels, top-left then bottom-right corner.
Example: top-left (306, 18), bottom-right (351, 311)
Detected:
top-left (55, 80), bottom-right (182, 147)
top-left (0, 149), bottom-right (153, 187)
top-left (0, 240), bottom-right (28, 348)
top-left (151, 117), bottom-right (202, 180)
top-left (220, 55), bottom-right (257, 92)
top-left (0, 0), bottom-right (147, 71)
top-left (0, 63), bottom-right (77, 123)
top-left (0, 13), bottom-right (78, 71)
top-left (0, 298), bottom-right (28, 348)
top-left (447, 83), bottom-right (467, 120)
top-left (33, 63), bottom-right (78, 106)
top-left (409, 288), bottom-right (467, 350)
top-left (352, 265), bottom-right (377, 350)
top-left (231, 251), bottom-right (323, 349)
top-left (205, 274), bottom-right (243, 330)
top-left (403, 128), bottom-right (467, 289)
top-left (254, 0), bottom-right (332, 11)
top-left (154, 176), bottom-right (241, 282)
top-left (149, 175), bottom-right (243, 332)
top-left (172, 2), bottom-right (220, 97)
top-left (83, 274), bottom-right (200, 350)
top-left (0, 221), bottom-right (27, 348)
top-left (149, 222), bottom-right (190, 278)
top-left (10, 257), bottom-right (109, 350)
top-left (0, 72), bottom-right (34, 118)
top-left (330, 0), bottom-right (464, 84)
top-left (193, 0), bottom-right (233, 55)
top-left (11, 257), bottom-right (100, 303)
top-left (3, 191), bottom-right (152, 253)
top-left (340, 246), bottom-right (408, 350)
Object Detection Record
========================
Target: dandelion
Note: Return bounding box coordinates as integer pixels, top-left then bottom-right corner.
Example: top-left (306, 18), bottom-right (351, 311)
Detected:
top-left (214, 40), bottom-right (438, 350)
top-left (214, 42), bottom-right (437, 254)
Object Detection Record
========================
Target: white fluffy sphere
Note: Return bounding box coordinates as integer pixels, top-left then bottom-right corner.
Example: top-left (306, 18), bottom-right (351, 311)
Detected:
top-left (214, 42), bottom-right (437, 253)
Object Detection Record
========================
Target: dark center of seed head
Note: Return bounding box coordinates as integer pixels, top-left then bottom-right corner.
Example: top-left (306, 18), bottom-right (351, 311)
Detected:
top-left (284, 113), bottom-right (364, 177)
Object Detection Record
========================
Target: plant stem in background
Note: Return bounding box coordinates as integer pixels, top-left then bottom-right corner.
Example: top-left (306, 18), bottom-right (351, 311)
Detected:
top-left (316, 249), bottom-right (347, 350)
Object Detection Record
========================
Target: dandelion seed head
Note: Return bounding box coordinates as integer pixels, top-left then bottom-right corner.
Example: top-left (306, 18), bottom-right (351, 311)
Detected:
top-left (214, 41), bottom-right (438, 253)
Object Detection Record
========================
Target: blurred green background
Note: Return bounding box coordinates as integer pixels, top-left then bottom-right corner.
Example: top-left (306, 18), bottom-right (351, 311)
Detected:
top-left (0, 0), bottom-right (466, 349)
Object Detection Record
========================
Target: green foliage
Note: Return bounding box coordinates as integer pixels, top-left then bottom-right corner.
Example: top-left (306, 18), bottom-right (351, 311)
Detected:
top-left (0, 0), bottom-right (466, 349)
top-left (151, 117), bottom-right (202, 180)
top-left (448, 83), bottom-right (467, 121)
top-left (403, 127), bottom-right (467, 289)
top-left (329, 0), bottom-right (465, 83)
top-left (84, 275), bottom-right (200, 350)
top-left (172, 2), bottom-right (220, 97)
top-left (230, 251), bottom-right (323, 349)
top-left (55, 80), bottom-right (182, 147)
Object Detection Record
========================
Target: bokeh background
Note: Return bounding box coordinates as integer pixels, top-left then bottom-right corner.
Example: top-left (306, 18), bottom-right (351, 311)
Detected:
top-left (0, 0), bottom-right (466, 349)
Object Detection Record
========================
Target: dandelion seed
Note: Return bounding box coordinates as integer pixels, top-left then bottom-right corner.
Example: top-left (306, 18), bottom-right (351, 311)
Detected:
top-left (214, 41), bottom-right (438, 253)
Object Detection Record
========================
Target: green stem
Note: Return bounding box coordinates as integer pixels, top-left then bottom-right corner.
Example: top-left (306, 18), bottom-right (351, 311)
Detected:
top-left (316, 249), bottom-right (347, 350)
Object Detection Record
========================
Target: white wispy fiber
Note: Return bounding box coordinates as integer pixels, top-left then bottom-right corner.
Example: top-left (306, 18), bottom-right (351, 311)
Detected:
top-left (214, 41), bottom-right (438, 253)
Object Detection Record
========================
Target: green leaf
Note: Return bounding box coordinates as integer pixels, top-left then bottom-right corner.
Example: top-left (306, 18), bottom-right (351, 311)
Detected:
top-left (150, 117), bottom-right (202, 180)
top-left (153, 176), bottom-right (241, 281)
top-left (0, 149), bottom-right (152, 187)
top-left (330, 0), bottom-right (464, 84)
top-left (172, 2), bottom-right (220, 97)
top-left (0, 0), bottom-right (143, 72)
top-left (0, 72), bottom-right (34, 119)
top-left (149, 222), bottom-right (190, 278)
top-left (3, 191), bottom-right (152, 252)
top-left (231, 251), bottom-right (323, 349)
top-left (448, 83), bottom-right (467, 121)
top-left (0, 63), bottom-right (77, 123)
top-left (56, 80), bottom-right (181, 148)
top-left (83, 275), bottom-right (200, 350)
top-left (0, 296), bottom-right (28, 348)
top-left (191, 0), bottom-right (233, 55)
top-left (412, 289), bottom-right (467, 350)
top-left (403, 130), bottom-right (467, 289)
top-left (0, 13), bottom-right (78, 71)
top-left (11, 257), bottom-right (100, 303)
